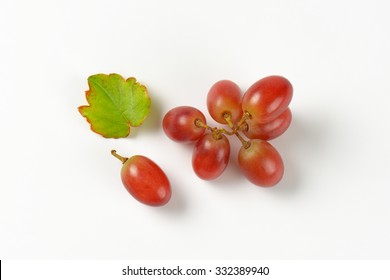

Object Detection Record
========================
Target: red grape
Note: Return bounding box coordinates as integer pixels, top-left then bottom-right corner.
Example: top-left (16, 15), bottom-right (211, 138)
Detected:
top-left (163, 106), bottom-right (206, 143)
top-left (207, 80), bottom-right (243, 124)
top-left (238, 140), bottom-right (284, 187)
top-left (243, 107), bottom-right (292, 140)
top-left (192, 133), bottom-right (230, 180)
top-left (112, 151), bottom-right (171, 206)
top-left (242, 75), bottom-right (293, 123)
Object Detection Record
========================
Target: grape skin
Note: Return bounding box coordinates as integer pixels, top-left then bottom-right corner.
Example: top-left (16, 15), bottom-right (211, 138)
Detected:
top-left (121, 155), bottom-right (171, 206)
top-left (207, 80), bottom-right (243, 124)
top-left (192, 133), bottom-right (230, 180)
top-left (243, 108), bottom-right (292, 140)
top-left (163, 76), bottom-right (293, 187)
top-left (163, 106), bottom-right (206, 143)
top-left (242, 75), bottom-right (293, 124)
top-left (238, 140), bottom-right (284, 187)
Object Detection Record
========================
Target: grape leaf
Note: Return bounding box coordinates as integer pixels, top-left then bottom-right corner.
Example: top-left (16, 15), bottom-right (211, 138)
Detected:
top-left (78, 73), bottom-right (151, 138)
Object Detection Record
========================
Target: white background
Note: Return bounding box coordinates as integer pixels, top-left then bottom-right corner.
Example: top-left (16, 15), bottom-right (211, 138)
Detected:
top-left (0, 0), bottom-right (389, 259)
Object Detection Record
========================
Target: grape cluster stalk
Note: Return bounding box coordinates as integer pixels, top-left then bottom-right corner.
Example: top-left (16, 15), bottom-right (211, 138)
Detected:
top-left (163, 75), bottom-right (293, 187)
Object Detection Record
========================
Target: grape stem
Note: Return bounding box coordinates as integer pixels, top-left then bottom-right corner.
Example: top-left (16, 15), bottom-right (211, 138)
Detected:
top-left (196, 119), bottom-right (228, 139)
top-left (219, 128), bottom-right (234, 136)
top-left (223, 112), bottom-right (251, 134)
top-left (195, 119), bottom-right (210, 130)
top-left (196, 114), bottom-right (251, 148)
top-left (223, 113), bottom-right (235, 129)
top-left (111, 150), bottom-right (128, 164)
top-left (237, 111), bottom-right (251, 130)
top-left (235, 132), bottom-right (251, 149)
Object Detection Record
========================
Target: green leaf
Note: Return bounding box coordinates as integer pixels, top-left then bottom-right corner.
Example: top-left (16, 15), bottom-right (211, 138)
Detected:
top-left (78, 73), bottom-right (151, 138)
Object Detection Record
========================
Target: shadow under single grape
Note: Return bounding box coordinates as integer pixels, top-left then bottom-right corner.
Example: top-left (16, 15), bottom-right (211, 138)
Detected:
top-left (159, 175), bottom-right (188, 214)
top-left (269, 113), bottom-right (329, 196)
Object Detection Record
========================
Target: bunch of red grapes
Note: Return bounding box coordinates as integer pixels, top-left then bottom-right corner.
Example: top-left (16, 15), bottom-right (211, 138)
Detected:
top-left (163, 75), bottom-right (293, 187)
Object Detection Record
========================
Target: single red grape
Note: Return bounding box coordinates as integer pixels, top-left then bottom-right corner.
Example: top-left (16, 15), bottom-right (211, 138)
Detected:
top-left (238, 140), bottom-right (284, 187)
top-left (112, 150), bottom-right (171, 206)
top-left (207, 80), bottom-right (243, 124)
top-left (242, 75), bottom-right (293, 123)
top-left (243, 107), bottom-right (292, 140)
top-left (163, 106), bottom-right (206, 143)
top-left (192, 133), bottom-right (230, 180)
